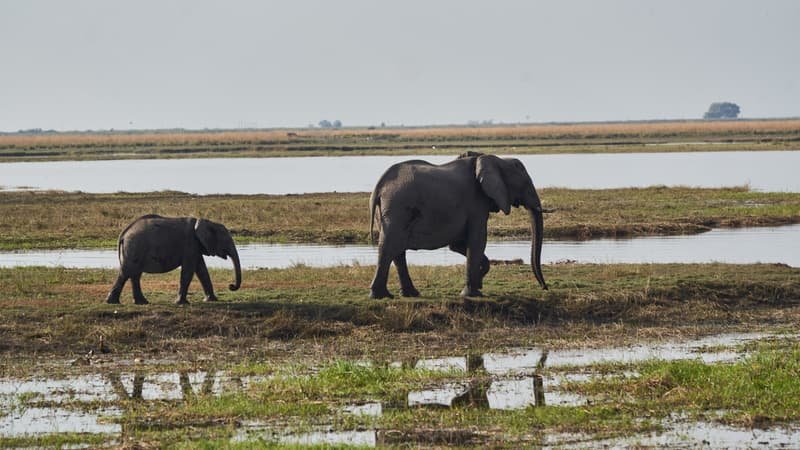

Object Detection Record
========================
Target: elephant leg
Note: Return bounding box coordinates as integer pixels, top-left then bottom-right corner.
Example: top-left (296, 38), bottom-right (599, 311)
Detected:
top-left (370, 239), bottom-right (396, 299)
top-left (106, 272), bottom-right (128, 304)
top-left (176, 264), bottom-right (195, 305)
top-left (449, 241), bottom-right (490, 289)
top-left (461, 225), bottom-right (488, 298)
top-left (195, 258), bottom-right (218, 302)
top-left (394, 251), bottom-right (419, 297)
top-left (130, 274), bottom-right (149, 305)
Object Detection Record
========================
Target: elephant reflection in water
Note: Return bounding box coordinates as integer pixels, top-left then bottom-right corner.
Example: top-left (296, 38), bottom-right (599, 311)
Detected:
top-left (106, 371), bottom-right (242, 400)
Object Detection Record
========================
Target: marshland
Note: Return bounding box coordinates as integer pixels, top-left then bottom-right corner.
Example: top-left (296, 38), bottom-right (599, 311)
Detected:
top-left (1, 121), bottom-right (799, 448)
top-left (6, 0), bottom-right (800, 445)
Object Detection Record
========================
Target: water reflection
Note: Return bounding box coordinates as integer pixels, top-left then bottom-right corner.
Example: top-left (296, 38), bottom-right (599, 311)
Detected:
top-left (0, 406), bottom-right (121, 437)
top-left (483, 332), bottom-right (775, 374)
top-left (0, 332), bottom-right (787, 441)
top-left (1, 224), bottom-right (798, 269)
top-left (1, 151), bottom-right (798, 194)
top-left (548, 417), bottom-right (800, 449)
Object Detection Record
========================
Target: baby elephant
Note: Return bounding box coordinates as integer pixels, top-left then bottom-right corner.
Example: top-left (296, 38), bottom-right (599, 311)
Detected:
top-left (105, 215), bottom-right (242, 305)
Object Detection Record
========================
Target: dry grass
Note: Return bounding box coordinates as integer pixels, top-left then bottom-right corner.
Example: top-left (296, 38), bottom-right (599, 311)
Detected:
top-left (2, 119), bottom-right (799, 149)
top-left (0, 263), bottom-right (798, 363)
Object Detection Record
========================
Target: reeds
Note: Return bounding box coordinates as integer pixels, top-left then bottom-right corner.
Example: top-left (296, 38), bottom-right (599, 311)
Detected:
top-left (2, 119), bottom-right (799, 149)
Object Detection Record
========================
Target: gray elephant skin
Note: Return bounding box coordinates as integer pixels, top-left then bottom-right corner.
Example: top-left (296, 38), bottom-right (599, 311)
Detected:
top-left (369, 152), bottom-right (547, 299)
top-left (105, 215), bottom-right (242, 305)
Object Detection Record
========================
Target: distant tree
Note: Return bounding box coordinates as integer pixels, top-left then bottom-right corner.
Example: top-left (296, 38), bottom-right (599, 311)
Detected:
top-left (332, 120), bottom-right (342, 128)
top-left (703, 102), bottom-right (740, 119)
top-left (318, 119), bottom-right (332, 128)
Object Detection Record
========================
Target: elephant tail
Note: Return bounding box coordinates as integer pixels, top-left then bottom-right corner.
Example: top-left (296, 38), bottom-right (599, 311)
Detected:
top-left (369, 190), bottom-right (380, 245)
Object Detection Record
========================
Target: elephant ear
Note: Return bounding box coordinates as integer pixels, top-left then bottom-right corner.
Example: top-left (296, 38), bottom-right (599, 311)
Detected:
top-left (194, 219), bottom-right (220, 257)
top-left (476, 155), bottom-right (511, 215)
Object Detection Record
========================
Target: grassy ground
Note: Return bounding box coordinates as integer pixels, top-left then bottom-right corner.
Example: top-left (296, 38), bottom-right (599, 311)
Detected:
top-left (1, 262), bottom-right (798, 447)
top-left (2, 119), bottom-right (799, 162)
top-left (1, 263), bottom-right (797, 361)
top-left (1, 187), bottom-right (798, 250)
top-left (578, 342), bottom-right (800, 428)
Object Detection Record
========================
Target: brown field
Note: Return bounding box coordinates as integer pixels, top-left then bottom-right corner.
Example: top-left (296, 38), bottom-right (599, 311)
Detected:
top-left (3, 119), bottom-right (800, 149)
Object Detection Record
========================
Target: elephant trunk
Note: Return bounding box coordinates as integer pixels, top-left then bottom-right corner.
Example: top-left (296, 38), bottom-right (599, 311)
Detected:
top-left (228, 246), bottom-right (241, 291)
top-left (528, 198), bottom-right (548, 291)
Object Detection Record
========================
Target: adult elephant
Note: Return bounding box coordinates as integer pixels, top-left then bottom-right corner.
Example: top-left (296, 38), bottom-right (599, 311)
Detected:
top-left (369, 152), bottom-right (547, 299)
top-left (105, 215), bottom-right (241, 305)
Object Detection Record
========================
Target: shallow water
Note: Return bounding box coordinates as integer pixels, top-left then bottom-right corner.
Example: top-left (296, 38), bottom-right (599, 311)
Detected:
top-left (549, 417), bottom-right (800, 449)
top-left (1, 151), bottom-right (798, 194)
top-left (1, 224), bottom-right (798, 269)
top-left (483, 332), bottom-right (775, 375)
top-left (0, 332), bottom-right (786, 442)
top-left (0, 406), bottom-right (121, 437)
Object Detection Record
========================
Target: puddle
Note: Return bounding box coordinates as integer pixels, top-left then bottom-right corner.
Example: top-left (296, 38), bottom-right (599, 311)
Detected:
top-left (0, 371), bottom-right (267, 407)
top-left (483, 332), bottom-right (776, 375)
top-left (0, 406), bottom-right (121, 436)
top-left (548, 419), bottom-right (800, 449)
top-left (407, 376), bottom-right (582, 410)
top-left (408, 382), bottom-right (474, 408)
top-left (487, 377), bottom-right (583, 409)
top-left (342, 402), bottom-right (383, 417)
top-left (414, 357), bottom-right (468, 372)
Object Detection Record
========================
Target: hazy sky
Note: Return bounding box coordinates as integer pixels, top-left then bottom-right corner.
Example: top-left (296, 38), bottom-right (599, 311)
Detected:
top-left (1, 1), bottom-right (798, 131)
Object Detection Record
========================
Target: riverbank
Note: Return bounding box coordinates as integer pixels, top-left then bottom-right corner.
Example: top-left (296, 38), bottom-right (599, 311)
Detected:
top-left (2, 119), bottom-right (799, 162)
top-left (1, 263), bottom-right (797, 360)
top-left (2, 187), bottom-right (798, 250)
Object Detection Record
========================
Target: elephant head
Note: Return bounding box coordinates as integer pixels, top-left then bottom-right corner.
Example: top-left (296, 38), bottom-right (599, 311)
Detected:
top-left (195, 219), bottom-right (241, 291)
top-left (475, 154), bottom-right (548, 290)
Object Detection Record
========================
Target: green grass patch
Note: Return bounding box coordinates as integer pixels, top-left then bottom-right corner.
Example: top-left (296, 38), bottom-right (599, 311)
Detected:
top-left (575, 342), bottom-right (800, 426)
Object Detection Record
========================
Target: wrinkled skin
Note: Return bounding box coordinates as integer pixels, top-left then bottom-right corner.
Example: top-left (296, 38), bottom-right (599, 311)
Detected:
top-left (369, 152), bottom-right (547, 299)
top-left (105, 215), bottom-right (241, 305)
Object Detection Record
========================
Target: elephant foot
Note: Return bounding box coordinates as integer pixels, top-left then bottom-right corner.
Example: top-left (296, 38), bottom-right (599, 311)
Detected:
top-left (460, 287), bottom-right (483, 298)
top-left (401, 287), bottom-right (420, 297)
top-left (204, 294), bottom-right (219, 302)
top-left (370, 288), bottom-right (394, 300)
top-left (134, 297), bottom-right (149, 305)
